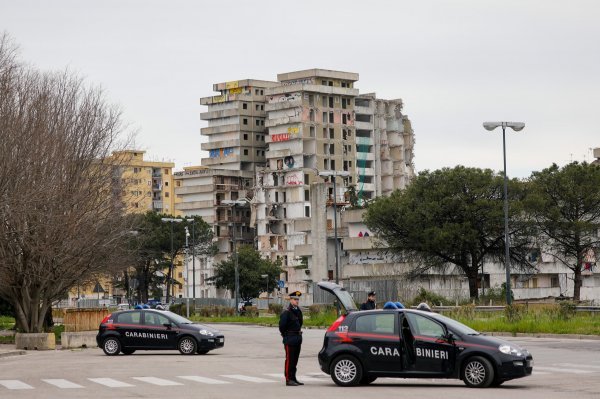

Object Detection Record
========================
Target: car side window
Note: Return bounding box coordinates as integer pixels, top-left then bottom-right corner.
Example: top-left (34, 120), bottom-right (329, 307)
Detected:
top-left (405, 313), bottom-right (445, 338)
top-left (354, 313), bottom-right (396, 335)
top-left (144, 312), bottom-right (170, 326)
top-left (116, 311), bottom-right (141, 325)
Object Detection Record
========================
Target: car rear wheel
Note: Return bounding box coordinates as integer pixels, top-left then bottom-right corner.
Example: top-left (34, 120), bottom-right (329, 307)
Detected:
top-left (102, 337), bottom-right (121, 356)
top-left (330, 355), bottom-right (363, 387)
top-left (178, 337), bottom-right (197, 355)
top-left (462, 356), bottom-right (494, 388)
top-left (121, 349), bottom-right (135, 355)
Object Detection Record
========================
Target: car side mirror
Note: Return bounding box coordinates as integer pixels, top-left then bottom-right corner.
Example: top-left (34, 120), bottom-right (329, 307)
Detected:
top-left (163, 323), bottom-right (172, 328)
top-left (445, 331), bottom-right (456, 342)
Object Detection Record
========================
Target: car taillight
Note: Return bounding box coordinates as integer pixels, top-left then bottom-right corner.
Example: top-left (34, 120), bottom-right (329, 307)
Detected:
top-left (100, 314), bottom-right (112, 325)
top-left (327, 315), bottom-right (346, 332)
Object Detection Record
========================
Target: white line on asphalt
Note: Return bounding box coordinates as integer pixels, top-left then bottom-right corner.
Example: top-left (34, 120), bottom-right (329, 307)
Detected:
top-left (534, 366), bottom-right (594, 374)
top-left (132, 377), bottom-right (183, 386)
top-left (220, 375), bottom-right (277, 383)
top-left (264, 373), bottom-right (326, 382)
top-left (178, 376), bottom-right (231, 385)
top-left (42, 379), bottom-right (84, 389)
top-left (554, 363), bottom-right (600, 370)
top-left (0, 380), bottom-right (34, 390)
top-left (88, 378), bottom-right (135, 388)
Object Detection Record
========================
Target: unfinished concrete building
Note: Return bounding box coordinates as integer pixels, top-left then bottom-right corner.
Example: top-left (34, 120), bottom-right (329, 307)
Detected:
top-left (200, 79), bottom-right (279, 172)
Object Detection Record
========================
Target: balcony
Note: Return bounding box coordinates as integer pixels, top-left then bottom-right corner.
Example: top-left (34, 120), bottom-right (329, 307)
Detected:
top-left (265, 115), bottom-right (302, 128)
top-left (265, 99), bottom-right (302, 112)
top-left (294, 244), bottom-right (313, 257)
top-left (201, 139), bottom-right (241, 151)
top-left (201, 155), bottom-right (241, 166)
top-left (294, 218), bottom-right (312, 232)
top-left (355, 121), bottom-right (373, 130)
top-left (326, 227), bottom-right (348, 238)
top-left (174, 185), bottom-right (214, 195)
top-left (342, 237), bottom-right (375, 251)
top-left (354, 105), bottom-right (373, 115)
top-left (201, 123), bottom-right (241, 135)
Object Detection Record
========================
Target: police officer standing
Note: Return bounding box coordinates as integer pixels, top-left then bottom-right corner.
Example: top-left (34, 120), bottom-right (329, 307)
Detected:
top-left (360, 291), bottom-right (376, 310)
top-left (279, 291), bottom-right (303, 386)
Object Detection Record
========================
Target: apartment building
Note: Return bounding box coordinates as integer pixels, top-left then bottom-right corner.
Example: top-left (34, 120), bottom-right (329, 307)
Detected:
top-left (174, 166), bottom-right (255, 299)
top-left (199, 79), bottom-right (279, 172)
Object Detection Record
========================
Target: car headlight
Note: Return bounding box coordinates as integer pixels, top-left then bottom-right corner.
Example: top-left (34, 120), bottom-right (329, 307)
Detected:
top-left (199, 329), bottom-right (214, 336)
top-left (499, 344), bottom-right (522, 356)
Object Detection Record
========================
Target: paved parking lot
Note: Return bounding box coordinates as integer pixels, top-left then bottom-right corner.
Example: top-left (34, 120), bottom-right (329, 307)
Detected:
top-left (1, 324), bottom-right (599, 399)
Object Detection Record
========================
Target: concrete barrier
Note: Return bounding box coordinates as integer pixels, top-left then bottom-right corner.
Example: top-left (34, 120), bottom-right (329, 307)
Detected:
top-left (15, 333), bottom-right (56, 350)
top-left (61, 331), bottom-right (98, 349)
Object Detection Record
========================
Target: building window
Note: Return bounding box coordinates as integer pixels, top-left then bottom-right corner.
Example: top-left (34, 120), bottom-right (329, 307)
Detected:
top-left (243, 118), bottom-right (248, 125)
top-left (304, 174), bottom-right (309, 185)
top-left (165, 181), bottom-right (169, 187)
top-left (165, 192), bottom-right (170, 198)
top-left (331, 160), bottom-right (335, 169)
top-left (330, 144), bottom-right (335, 154)
top-left (305, 205), bottom-right (310, 217)
top-left (256, 150), bottom-right (260, 156)
top-left (164, 169), bottom-right (169, 175)
top-left (304, 189), bottom-right (310, 201)
top-left (310, 126), bottom-right (315, 137)
top-left (329, 128), bottom-right (334, 139)
top-left (283, 192), bottom-right (287, 202)
top-left (256, 134), bottom-right (260, 140)
top-left (329, 97), bottom-right (334, 108)
top-left (256, 119), bottom-right (260, 126)
top-left (322, 112), bottom-right (327, 122)
top-left (260, 89), bottom-right (264, 95)
top-left (243, 103), bottom-right (248, 109)
top-left (275, 192), bottom-right (279, 202)
top-left (255, 89), bottom-right (259, 95)
top-left (244, 149), bottom-right (248, 155)
top-left (329, 112), bottom-right (334, 123)
top-left (244, 133), bottom-right (248, 140)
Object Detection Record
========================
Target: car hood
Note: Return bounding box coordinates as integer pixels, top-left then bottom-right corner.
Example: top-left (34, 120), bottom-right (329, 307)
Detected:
top-left (183, 323), bottom-right (222, 335)
top-left (459, 333), bottom-right (526, 352)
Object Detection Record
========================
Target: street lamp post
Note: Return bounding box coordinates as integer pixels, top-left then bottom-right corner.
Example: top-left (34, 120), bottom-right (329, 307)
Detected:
top-left (483, 121), bottom-right (525, 305)
top-left (222, 199), bottom-right (248, 314)
top-left (185, 218), bottom-right (197, 311)
top-left (261, 274), bottom-right (269, 308)
top-left (161, 217), bottom-right (183, 304)
top-left (318, 170), bottom-right (350, 284)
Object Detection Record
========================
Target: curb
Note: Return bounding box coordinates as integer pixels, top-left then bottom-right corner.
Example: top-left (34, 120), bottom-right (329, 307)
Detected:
top-left (484, 331), bottom-right (600, 340)
top-left (0, 350), bottom-right (27, 358)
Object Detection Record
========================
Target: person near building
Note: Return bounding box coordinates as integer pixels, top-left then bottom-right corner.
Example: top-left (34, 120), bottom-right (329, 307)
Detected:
top-left (279, 291), bottom-right (304, 386)
top-left (360, 291), bottom-right (376, 310)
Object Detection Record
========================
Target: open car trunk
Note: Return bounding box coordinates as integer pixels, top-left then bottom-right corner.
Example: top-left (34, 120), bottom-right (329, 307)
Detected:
top-left (316, 282), bottom-right (358, 314)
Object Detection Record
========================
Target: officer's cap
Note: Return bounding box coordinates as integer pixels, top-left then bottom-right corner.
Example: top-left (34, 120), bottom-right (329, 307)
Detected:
top-left (368, 291), bottom-right (376, 297)
top-left (288, 291), bottom-right (302, 300)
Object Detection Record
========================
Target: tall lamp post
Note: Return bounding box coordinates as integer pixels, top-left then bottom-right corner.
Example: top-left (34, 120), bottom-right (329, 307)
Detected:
top-left (222, 199), bottom-right (248, 314)
top-left (318, 170), bottom-right (350, 284)
top-left (261, 274), bottom-right (269, 308)
top-left (161, 217), bottom-right (183, 304)
top-left (483, 121), bottom-right (525, 305)
top-left (185, 218), bottom-right (197, 311)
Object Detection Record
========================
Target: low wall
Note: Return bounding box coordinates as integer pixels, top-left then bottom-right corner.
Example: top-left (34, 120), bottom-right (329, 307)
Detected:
top-left (15, 333), bottom-right (55, 350)
top-left (61, 331), bottom-right (98, 349)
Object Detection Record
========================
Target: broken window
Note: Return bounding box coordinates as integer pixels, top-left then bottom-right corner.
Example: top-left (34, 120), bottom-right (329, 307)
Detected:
top-left (329, 128), bottom-right (334, 139)
top-left (329, 97), bottom-right (334, 108)
top-left (243, 103), bottom-right (248, 109)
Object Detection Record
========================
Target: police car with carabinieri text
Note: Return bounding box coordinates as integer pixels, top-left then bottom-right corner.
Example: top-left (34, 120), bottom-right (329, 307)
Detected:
top-left (317, 282), bottom-right (533, 388)
top-left (97, 309), bottom-right (224, 356)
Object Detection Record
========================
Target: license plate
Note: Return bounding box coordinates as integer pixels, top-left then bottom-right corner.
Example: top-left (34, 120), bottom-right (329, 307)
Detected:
top-left (218, 338), bottom-right (224, 343)
top-left (527, 360), bottom-right (533, 367)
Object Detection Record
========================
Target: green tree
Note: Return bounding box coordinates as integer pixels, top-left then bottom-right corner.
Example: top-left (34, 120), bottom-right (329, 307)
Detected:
top-left (208, 245), bottom-right (283, 301)
top-left (127, 211), bottom-right (215, 303)
top-left (525, 162), bottom-right (600, 301)
top-left (364, 166), bottom-right (535, 299)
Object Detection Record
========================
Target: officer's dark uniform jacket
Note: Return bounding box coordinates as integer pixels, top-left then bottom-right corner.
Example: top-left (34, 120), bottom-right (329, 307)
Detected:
top-left (279, 304), bottom-right (303, 345)
top-left (359, 300), bottom-right (376, 311)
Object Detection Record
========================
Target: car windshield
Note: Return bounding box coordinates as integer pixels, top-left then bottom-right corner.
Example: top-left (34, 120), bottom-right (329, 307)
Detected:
top-left (429, 313), bottom-right (481, 336)
top-left (162, 311), bottom-right (194, 325)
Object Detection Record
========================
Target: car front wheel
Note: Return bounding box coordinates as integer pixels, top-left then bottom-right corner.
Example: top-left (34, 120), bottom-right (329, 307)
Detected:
top-left (462, 356), bottom-right (495, 388)
top-left (178, 337), bottom-right (197, 355)
top-left (330, 355), bottom-right (363, 387)
top-left (102, 337), bottom-right (121, 356)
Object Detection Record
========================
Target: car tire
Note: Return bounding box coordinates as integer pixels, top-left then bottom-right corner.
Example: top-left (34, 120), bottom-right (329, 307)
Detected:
top-left (360, 375), bottom-right (377, 385)
top-left (178, 336), bottom-right (197, 355)
top-left (102, 337), bottom-right (121, 356)
top-left (330, 355), bottom-right (363, 387)
top-left (197, 349), bottom-right (209, 355)
top-left (462, 356), bottom-right (495, 388)
top-left (121, 349), bottom-right (135, 355)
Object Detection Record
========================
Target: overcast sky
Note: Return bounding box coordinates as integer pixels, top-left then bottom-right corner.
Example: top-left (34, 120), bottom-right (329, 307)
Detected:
top-left (1, 0), bottom-right (598, 177)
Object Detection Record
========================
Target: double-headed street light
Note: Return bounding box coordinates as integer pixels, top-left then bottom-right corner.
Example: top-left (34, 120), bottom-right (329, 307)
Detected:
top-left (482, 121), bottom-right (525, 305)
top-left (318, 170), bottom-right (350, 284)
top-left (222, 199), bottom-right (249, 314)
top-left (161, 217), bottom-right (183, 303)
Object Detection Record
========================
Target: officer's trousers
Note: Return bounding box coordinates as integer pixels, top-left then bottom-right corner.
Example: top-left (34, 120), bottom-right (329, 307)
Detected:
top-left (284, 344), bottom-right (301, 382)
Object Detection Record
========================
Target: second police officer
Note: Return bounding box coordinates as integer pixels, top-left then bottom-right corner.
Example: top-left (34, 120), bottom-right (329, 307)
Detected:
top-left (359, 291), bottom-right (376, 310)
top-left (279, 290), bottom-right (303, 386)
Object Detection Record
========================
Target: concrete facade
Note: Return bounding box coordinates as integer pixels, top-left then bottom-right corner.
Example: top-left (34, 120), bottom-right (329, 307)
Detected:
top-left (174, 167), bottom-right (255, 299)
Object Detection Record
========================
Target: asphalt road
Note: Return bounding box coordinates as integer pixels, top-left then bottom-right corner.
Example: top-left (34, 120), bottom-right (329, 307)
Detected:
top-left (0, 324), bottom-right (599, 399)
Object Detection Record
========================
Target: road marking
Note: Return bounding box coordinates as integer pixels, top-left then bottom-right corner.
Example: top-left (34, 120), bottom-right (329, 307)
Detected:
top-left (555, 363), bottom-right (600, 370)
top-left (178, 376), bottom-right (231, 385)
top-left (534, 366), bottom-right (594, 374)
top-left (264, 373), bottom-right (326, 382)
top-left (88, 378), bottom-right (135, 388)
top-left (0, 380), bottom-right (34, 390)
top-left (220, 375), bottom-right (277, 383)
top-left (42, 379), bottom-right (84, 389)
top-left (132, 377), bottom-right (183, 386)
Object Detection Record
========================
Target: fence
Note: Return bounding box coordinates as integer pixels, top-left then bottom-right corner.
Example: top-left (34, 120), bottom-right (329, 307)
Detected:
top-left (54, 299), bottom-right (118, 309)
top-left (63, 308), bottom-right (111, 332)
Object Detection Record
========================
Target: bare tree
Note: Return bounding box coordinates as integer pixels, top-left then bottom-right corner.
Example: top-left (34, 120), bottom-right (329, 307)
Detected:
top-left (0, 34), bottom-right (133, 333)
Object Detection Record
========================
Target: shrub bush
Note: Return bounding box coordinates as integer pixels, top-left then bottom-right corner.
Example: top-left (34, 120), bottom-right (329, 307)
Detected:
top-left (505, 304), bottom-right (527, 322)
top-left (558, 301), bottom-right (577, 320)
top-left (169, 303), bottom-right (195, 317)
top-left (244, 306), bottom-right (259, 317)
top-left (409, 287), bottom-right (453, 307)
top-left (268, 303), bottom-right (283, 314)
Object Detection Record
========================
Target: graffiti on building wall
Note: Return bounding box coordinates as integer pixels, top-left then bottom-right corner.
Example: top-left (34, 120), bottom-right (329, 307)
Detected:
top-left (282, 78), bottom-right (314, 86)
top-left (349, 251), bottom-right (396, 265)
top-left (285, 171), bottom-right (303, 186)
top-left (267, 92), bottom-right (301, 103)
top-left (229, 87), bottom-right (242, 94)
top-left (225, 81), bottom-right (239, 89)
top-left (209, 148), bottom-right (235, 158)
top-left (212, 95), bottom-right (227, 103)
top-left (271, 127), bottom-right (300, 142)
